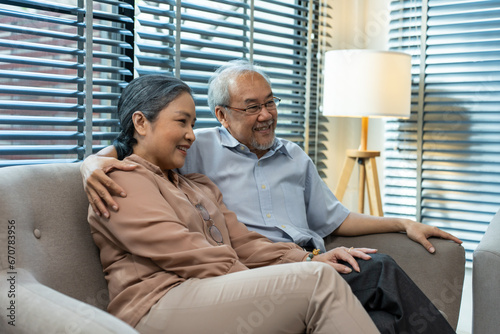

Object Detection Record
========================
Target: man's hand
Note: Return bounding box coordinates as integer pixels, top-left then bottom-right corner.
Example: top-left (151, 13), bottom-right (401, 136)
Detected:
top-left (335, 213), bottom-right (463, 254)
top-left (313, 247), bottom-right (377, 274)
top-left (80, 155), bottom-right (136, 218)
top-left (403, 219), bottom-right (463, 254)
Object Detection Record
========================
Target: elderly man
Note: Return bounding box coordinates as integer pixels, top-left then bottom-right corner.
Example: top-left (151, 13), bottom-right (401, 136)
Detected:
top-left (81, 60), bottom-right (459, 333)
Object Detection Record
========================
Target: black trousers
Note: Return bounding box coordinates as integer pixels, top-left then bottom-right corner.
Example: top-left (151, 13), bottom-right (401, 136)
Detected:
top-left (341, 253), bottom-right (456, 334)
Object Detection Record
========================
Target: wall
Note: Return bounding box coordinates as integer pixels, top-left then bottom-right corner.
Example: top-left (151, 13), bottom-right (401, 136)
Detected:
top-left (323, 0), bottom-right (392, 212)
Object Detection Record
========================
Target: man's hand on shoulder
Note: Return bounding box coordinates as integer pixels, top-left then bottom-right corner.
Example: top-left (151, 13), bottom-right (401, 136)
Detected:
top-left (80, 154), bottom-right (136, 218)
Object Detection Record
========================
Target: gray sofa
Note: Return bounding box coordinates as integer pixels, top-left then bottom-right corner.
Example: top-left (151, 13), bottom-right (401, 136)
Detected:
top-left (0, 163), bottom-right (466, 333)
top-left (473, 209), bottom-right (500, 334)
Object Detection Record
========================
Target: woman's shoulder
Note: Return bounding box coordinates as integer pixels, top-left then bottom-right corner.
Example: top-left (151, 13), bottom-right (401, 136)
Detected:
top-left (181, 172), bottom-right (223, 203)
top-left (181, 173), bottom-right (221, 195)
top-left (108, 155), bottom-right (160, 185)
top-left (182, 172), bottom-right (215, 187)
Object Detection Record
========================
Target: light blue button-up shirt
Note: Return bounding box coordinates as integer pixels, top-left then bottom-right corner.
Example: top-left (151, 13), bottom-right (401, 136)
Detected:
top-left (178, 126), bottom-right (350, 251)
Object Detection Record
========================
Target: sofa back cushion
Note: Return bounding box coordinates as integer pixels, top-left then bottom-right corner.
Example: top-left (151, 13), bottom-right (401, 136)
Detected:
top-left (0, 163), bottom-right (109, 310)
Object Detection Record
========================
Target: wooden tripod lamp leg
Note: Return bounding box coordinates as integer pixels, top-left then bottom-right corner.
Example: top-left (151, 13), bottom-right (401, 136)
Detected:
top-left (334, 115), bottom-right (383, 216)
top-left (335, 155), bottom-right (357, 202)
top-left (358, 158), bottom-right (366, 214)
top-left (365, 156), bottom-right (383, 216)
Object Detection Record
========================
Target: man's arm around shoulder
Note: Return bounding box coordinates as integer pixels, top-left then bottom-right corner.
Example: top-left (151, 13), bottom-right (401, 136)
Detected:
top-left (80, 145), bottom-right (136, 218)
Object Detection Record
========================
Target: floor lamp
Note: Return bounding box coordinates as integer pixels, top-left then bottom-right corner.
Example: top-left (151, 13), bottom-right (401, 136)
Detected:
top-left (323, 50), bottom-right (411, 216)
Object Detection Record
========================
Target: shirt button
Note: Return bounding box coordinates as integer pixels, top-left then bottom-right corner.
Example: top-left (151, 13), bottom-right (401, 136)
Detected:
top-left (261, 185), bottom-right (266, 189)
top-left (240, 145), bottom-right (245, 151)
top-left (281, 225), bottom-right (286, 228)
top-left (266, 214), bottom-right (271, 218)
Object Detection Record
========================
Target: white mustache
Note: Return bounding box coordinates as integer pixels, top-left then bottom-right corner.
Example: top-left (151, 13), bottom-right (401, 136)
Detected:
top-left (254, 120), bottom-right (274, 131)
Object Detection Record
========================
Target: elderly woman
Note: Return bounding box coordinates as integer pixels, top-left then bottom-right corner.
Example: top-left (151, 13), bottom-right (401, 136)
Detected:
top-left (87, 74), bottom-right (379, 334)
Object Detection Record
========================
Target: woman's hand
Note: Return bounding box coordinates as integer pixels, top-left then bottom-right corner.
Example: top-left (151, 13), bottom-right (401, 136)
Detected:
top-left (312, 247), bottom-right (378, 274)
top-left (80, 155), bottom-right (136, 218)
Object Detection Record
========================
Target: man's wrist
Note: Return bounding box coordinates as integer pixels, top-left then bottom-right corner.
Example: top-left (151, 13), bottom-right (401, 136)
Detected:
top-left (397, 218), bottom-right (412, 232)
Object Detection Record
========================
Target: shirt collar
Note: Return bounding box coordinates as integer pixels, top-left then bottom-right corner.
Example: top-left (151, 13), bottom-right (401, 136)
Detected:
top-left (218, 126), bottom-right (292, 159)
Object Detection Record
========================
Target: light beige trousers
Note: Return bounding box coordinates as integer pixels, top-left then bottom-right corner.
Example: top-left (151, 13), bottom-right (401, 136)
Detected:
top-left (135, 262), bottom-right (379, 334)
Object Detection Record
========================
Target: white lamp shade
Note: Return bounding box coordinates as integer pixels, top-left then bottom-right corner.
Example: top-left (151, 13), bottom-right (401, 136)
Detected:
top-left (322, 49), bottom-right (412, 118)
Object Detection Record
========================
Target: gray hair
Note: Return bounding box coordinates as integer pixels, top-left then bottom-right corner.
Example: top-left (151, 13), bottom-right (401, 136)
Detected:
top-left (207, 59), bottom-right (272, 116)
top-left (113, 74), bottom-right (192, 160)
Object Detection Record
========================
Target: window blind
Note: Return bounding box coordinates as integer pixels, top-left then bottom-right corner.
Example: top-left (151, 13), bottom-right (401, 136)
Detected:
top-left (135, 0), bottom-right (315, 146)
top-left (312, 0), bottom-right (334, 175)
top-left (252, 0), bottom-right (309, 144)
top-left (135, 0), bottom-right (251, 129)
top-left (385, 0), bottom-right (422, 221)
top-left (0, 0), bottom-right (134, 167)
top-left (386, 0), bottom-right (500, 264)
top-left (0, 0), bottom-right (324, 168)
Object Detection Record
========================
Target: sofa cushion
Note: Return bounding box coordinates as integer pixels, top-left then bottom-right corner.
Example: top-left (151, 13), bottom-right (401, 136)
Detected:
top-left (0, 163), bottom-right (109, 310)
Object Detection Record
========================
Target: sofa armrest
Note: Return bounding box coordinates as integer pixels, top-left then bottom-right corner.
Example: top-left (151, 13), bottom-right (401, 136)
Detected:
top-left (325, 232), bottom-right (465, 329)
top-left (0, 269), bottom-right (138, 334)
top-left (473, 210), bottom-right (500, 334)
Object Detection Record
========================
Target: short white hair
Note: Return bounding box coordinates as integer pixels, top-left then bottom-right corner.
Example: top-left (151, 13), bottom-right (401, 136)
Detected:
top-left (207, 59), bottom-right (272, 116)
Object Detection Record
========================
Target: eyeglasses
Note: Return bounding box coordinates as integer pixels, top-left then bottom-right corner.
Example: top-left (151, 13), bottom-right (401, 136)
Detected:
top-left (224, 97), bottom-right (281, 115)
top-left (195, 203), bottom-right (224, 245)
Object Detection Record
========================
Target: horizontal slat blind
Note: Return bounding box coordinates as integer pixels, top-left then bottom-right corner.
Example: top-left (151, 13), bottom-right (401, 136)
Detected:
top-left (0, 0), bottom-right (134, 167)
top-left (1, 0), bottom-right (319, 167)
top-left (135, 0), bottom-right (311, 144)
top-left (386, 0), bottom-right (500, 264)
top-left (135, 0), bottom-right (250, 129)
top-left (385, 0), bottom-right (422, 220)
top-left (311, 0), bottom-right (334, 175)
top-left (252, 0), bottom-right (309, 144)
top-left (423, 0), bottom-right (500, 264)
